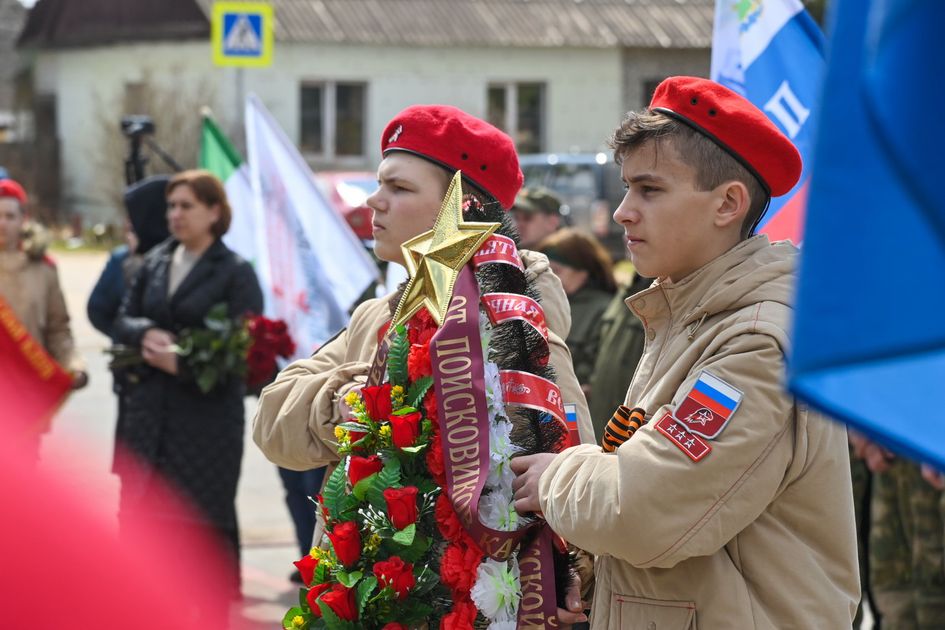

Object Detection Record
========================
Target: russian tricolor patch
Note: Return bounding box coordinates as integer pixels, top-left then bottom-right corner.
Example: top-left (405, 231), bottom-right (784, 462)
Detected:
top-left (673, 371), bottom-right (743, 440)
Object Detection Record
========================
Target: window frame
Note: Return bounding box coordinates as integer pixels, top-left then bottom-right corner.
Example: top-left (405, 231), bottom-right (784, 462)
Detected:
top-left (299, 80), bottom-right (368, 164)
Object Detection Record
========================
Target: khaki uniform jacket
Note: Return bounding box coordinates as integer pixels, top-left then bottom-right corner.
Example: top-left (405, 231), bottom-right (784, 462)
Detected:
top-left (0, 248), bottom-right (83, 374)
top-left (538, 236), bottom-right (859, 629)
top-left (253, 250), bottom-right (594, 470)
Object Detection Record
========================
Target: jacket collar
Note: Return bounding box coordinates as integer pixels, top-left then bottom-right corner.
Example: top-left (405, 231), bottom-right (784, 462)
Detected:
top-left (627, 235), bottom-right (793, 328)
top-left (167, 238), bottom-right (228, 305)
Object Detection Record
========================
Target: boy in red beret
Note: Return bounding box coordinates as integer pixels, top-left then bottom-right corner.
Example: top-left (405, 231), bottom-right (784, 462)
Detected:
top-left (253, 105), bottom-right (595, 624)
top-left (511, 76), bottom-right (860, 628)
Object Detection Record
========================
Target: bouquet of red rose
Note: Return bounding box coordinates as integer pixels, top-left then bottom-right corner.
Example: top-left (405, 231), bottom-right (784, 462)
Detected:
top-left (107, 304), bottom-right (294, 394)
top-left (284, 181), bottom-right (575, 630)
top-left (246, 315), bottom-right (297, 389)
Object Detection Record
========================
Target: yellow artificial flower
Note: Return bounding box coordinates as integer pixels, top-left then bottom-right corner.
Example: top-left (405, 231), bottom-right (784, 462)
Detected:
top-left (334, 426), bottom-right (346, 441)
top-left (363, 532), bottom-right (383, 554)
top-left (379, 425), bottom-right (392, 439)
top-left (344, 391), bottom-right (361, 407)
top-left (291, 615), bottom-right (305, 628)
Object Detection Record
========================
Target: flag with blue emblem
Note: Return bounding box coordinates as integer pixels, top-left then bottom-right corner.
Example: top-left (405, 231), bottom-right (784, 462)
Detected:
top-left (789, 0), bottom-right (945, 470)
top-left (710, 0), bottom-right (825, 244)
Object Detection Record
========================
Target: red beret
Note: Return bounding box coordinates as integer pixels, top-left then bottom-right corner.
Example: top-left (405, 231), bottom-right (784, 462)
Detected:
top-left (0, 179), bottom-right (27, 204)
top-left (650, 76), bottom-right (802, 197)
top-left (381, 105), bottom-right (524, 209)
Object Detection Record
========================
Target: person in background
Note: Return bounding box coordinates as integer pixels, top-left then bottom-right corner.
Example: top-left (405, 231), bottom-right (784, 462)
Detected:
top-left (511, 186), bottom-right (563, 250)
top-left (88, 175), bottom-right (172, 340)
top-left (854, 432), bottom-right (945, 629)
top-left (114, 170), bottom-right (263, 600)
top-left (537, 227), bottom-right (616, 400)
top-left (587, 255), bottom-right (652, 441)
top-left (0, 178), bottom-right (87, 397)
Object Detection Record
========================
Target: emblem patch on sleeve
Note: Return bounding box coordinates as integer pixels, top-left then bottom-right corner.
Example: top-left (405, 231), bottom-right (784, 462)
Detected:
top-left (655, 412), bottom-right (711, 462)
top-left (674, 371), bottom-right (743, 439)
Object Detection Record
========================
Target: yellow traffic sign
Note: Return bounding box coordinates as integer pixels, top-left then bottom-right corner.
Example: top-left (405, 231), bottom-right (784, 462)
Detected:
top-left (211, 2), bottom-right (274, 67)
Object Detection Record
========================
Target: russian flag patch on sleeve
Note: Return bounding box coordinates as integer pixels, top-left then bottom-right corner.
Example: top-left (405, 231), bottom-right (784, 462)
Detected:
top-left (673, 371), bottom-right (743, 440)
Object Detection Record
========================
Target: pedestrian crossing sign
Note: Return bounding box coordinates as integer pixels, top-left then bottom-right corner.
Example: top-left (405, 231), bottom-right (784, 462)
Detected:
top-left (211, 2), bottom-right (273, 67)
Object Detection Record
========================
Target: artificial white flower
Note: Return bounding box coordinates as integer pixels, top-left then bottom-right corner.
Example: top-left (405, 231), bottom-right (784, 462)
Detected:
top-left (483, 360), bottom-right (506, 421)
top-left (479, 488), bottom-right (519, 531)
top-left (487, 420), bottom-right (517, 488)
top-left (470, 558), bottom-right (521, 622)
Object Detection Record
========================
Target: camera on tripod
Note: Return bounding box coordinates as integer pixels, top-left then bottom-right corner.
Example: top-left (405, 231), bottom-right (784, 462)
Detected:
top-left (120, 115), bottom-right (155, 139)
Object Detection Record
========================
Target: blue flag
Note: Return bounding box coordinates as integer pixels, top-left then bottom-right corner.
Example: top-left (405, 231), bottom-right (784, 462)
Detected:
top-left (710, 0), bottom-right (825, 243)
top-left (789, 0), bottom-right (945, 469)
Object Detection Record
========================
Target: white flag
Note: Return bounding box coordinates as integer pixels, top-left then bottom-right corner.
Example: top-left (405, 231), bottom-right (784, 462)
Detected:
top-left (245, 94), bottom-right (379, 359)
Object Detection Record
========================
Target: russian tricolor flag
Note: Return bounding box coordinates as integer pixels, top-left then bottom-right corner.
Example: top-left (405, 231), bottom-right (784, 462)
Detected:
top-left (710, 0), bottom-right (826, 244)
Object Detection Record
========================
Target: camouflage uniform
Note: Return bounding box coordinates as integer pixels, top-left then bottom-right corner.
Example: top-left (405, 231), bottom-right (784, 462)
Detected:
top-left (851, 446), bottom-right (873, 628)
top-left (870, 459), bottom-right (945, 629)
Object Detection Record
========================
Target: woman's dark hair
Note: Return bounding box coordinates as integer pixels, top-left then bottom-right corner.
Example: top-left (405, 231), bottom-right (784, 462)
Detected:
top-left (166, 169), bottom-right (232, 238)
top-left (537, 227), bottom-right (617, 293)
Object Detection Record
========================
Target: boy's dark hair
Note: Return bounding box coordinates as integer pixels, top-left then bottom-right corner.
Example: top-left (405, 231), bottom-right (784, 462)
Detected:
top-left (609, 110), bottom-right (769, 239)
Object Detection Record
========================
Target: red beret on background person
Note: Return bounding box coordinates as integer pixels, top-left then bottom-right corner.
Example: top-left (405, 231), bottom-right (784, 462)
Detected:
top-left (0, 178), bottom-right (88, 398)
top-left (511, 76), bottom-right (859, 629)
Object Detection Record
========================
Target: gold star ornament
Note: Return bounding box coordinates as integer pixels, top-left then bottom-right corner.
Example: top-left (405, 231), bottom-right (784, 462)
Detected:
top-left (390, 171), bottom-right (500, 329)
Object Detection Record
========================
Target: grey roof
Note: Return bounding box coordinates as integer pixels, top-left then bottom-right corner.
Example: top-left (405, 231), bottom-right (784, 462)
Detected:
top-left (192, 0), bottom-right (714, 49)
top-left (0, 0), bottom-right (26, 108)
top-left (18, 0), bottom-right (209, 48)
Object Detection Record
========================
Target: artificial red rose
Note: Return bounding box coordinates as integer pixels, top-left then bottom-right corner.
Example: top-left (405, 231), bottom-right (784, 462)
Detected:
top-left (441, 597), bottom-right (478, 630)
top-left (372, 556), bottom-right (416, 600)
top-left (272, 319), bottom-right (288, 335)
top-left (435, 491), bottom-right (463, 542)
top-left (382, 624), bottom-right (408, 630)
top-left (305, 582), bottom-right (331, 616)
top-left (348, 455), bottom-right (383, 486)
top-left (383, 486), bottom-right (419, 530)
top-left (320, 583), bottom-right (358, 621)
top-left (389, 411), bottom-right (422, 449)
top-left (408, 308), bottom-right (437, 344)
top-left (407, 343), bottom-right (432, 379)
top-left (440, 542), bottom-right (481, 593)
top-left (426, 436), bottom-right (446, 486)
top-left (293, 553), bottom-right (319, 586)
top-left (424, 389), bottom-right (439, 422)
top-left (361, 383), bottom-right (393, 421)
top-left (326, 521), bottom-right (361, 568)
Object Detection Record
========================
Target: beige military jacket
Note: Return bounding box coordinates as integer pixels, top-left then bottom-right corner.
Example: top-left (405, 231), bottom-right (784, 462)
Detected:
top-left (0, 242), bottom-right (83, 375)
top-left (253, 250), bottom-right (594, 470)
top-left (538, 236), bottom-right (859, 629)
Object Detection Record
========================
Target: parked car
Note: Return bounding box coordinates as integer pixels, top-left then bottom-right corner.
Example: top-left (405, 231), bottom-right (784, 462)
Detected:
top-left (519, 152), bottom-right (626, 259)
top-left (313, 171), bottom-right (377, 241)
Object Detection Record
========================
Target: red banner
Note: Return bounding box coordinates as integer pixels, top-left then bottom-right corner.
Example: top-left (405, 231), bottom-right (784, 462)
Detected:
top-left (481, 292), bottom-right (549, 343)
top-left (499, 370), bottom-right (566, 430)
top-left (0, 297), bottom-right (72, 430)
top-left (473, 234), bottom-right (523, 271)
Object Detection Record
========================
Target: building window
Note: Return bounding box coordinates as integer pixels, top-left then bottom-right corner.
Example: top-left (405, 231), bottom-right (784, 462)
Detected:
top-left (299, 81), bottom-right (366, 159)
top-left (486, 82), bottom-right (545, 154)
top-left (642, 79), bottom-right (662, 108)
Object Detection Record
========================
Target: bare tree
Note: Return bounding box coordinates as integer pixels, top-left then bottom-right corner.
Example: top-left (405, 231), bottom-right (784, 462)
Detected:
top-left (91, 68), bottom-right (220, 224)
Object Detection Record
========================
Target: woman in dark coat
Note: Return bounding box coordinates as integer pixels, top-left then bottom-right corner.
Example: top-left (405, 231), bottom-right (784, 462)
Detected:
top-left (114, 170), bottom-right (263, 597)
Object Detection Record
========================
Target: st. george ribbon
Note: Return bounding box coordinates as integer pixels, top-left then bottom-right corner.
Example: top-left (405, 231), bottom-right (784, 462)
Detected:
top-left (431, 262), bottom-right (563, 627)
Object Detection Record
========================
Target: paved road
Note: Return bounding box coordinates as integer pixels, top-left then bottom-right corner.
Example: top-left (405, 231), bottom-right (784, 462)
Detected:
top-left (44, 250), bottom-right (299, 629)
